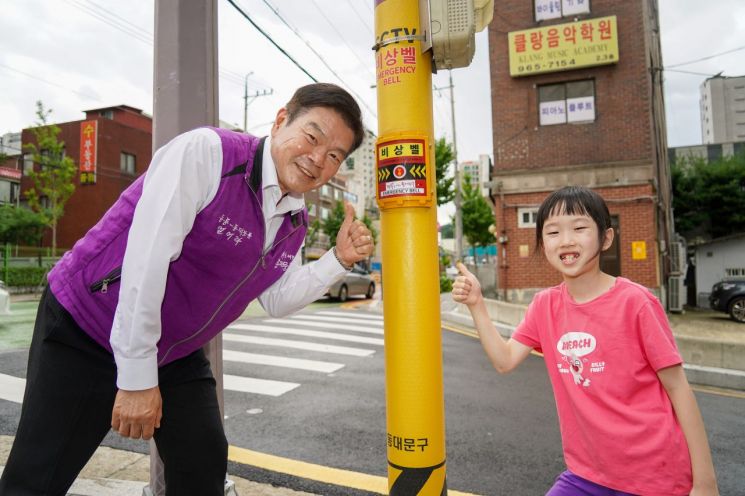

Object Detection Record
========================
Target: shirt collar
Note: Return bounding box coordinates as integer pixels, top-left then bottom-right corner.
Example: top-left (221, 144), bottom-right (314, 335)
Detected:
top-left (262, 136), bottom-right (305, 215)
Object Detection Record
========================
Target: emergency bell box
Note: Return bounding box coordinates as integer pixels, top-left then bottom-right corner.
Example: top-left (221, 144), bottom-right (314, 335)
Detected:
top-left (428, 0), bottom-right (494, 70)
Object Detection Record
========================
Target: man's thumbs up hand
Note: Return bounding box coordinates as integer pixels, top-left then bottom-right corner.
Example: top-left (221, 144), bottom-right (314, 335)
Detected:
top-left (333, 201), bottom-right (374, 269)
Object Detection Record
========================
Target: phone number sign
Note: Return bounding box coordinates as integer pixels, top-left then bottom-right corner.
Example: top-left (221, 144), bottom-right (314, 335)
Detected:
top-left (376, 138), bottom-right (429, 204)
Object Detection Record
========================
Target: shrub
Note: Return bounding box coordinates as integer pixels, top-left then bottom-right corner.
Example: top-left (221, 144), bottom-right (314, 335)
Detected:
top-left (439, 274), bottom-right (453, 293)
top-left (4, 266), bottom-right (50, 287)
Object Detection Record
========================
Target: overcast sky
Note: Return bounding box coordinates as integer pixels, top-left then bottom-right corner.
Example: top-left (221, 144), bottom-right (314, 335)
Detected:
top-left (1, 0), bottom-right (744, 221)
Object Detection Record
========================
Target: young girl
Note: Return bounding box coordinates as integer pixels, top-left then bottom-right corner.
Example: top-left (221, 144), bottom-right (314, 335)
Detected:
top-left (453, 186), bottom-right (718, 496)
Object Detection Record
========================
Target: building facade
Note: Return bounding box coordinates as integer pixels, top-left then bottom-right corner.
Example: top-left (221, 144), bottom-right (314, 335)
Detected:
top-left (488, 0), bottom-right (673, 304)
top-left (700, 75), bottom-right (745, 144)
top-left (340, 128), bottom-right (378, 218)
top-left (460, 154), bottom-right (493, 197)
top-left (20, 105), bottom-right (153, 251)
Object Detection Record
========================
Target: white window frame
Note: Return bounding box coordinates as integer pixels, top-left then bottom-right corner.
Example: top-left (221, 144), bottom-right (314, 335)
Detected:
top-left (518, 207), bottom-right (539, 228)
top-left (120, 152), bottom-right (136, 175)
top-left (539, 80), bottom-right (595, 126)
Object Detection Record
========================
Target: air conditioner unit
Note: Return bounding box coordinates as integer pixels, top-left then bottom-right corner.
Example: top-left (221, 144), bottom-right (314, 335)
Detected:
top-left (669, 239), bottom-right (686, 275)
top-left (668, 275), bottom-right (686, 313)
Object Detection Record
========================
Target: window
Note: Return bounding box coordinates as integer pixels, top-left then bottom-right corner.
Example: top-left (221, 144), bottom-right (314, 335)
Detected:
top-left (320, 207), bottom-right (329, 220)
top-left (518, 207), bottom-right (539, 228)
top-left (120, 152), bottom-right (136, 175)
top-left (535, 0), bottom-right (590, 21)
top-left (22, 154), bottom-right (34, 175)
top-left (307, 203), bottom-right (317, 216)
top-left (539, 80), bottom-right (595, 126)
top-left (321, 185), bottom-right (331, 198)
top-left (100, 110), bottom-right (114, 119)
top-left (726, 268), bottom-right (745, 277)
top-left (0, 180), bottom-right (11, 203)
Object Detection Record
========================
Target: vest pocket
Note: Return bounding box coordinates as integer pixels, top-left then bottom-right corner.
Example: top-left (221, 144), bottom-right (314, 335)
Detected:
top-left (89, 266), bottom-right (122, 294)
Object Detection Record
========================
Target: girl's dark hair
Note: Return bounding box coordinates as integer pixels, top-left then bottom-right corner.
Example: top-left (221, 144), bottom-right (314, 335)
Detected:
top-left (535, 186), bottom-right (611, 249)
top-left (285, 83), bottom-right (365, 154)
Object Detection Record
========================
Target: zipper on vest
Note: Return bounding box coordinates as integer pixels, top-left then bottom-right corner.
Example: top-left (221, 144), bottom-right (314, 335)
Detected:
top-left (89, 266), bottom-right (123, 294)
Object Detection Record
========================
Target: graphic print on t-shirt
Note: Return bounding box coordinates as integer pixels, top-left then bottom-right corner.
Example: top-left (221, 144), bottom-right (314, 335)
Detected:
top-left (556, 331), bottom-right (601, 388)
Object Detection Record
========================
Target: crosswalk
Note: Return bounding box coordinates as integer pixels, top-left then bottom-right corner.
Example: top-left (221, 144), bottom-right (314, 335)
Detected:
top-left (0, 309), bottom-right (384, 404)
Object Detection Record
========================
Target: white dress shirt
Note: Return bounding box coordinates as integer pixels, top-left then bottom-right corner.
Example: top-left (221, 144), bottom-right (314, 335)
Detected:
top-left (110, 128), bottom-right (346, 391)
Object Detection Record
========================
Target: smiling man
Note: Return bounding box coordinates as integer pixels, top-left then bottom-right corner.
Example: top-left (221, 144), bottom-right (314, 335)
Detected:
top-left (0, 83), bottom-right (374, 496)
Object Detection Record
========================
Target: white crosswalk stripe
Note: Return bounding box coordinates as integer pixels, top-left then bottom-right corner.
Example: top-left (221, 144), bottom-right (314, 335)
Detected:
top-left (230, 323), bottom-right (383, 345)
top-left (264, 318), bottom-right (383, 335)
top-left (222, 349), bottom-right (344, 373)
top-left (288, 314), bottom-right (383, 326)
top-left (0, 373), bottom-right (25, 404)
top-left (223, 333), bottom-right (374, 356)
top-left (317, 311), bottom-right (383, 321)
top-left (223, 374), bottom-right (299, 396)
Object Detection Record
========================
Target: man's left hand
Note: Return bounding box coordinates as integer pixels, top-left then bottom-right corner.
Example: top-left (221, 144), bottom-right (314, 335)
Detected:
top-left (334, 201), bottom-right (374, 268)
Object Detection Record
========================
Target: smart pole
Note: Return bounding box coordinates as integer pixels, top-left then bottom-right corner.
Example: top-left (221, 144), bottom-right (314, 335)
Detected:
top-left (374, 0), bottom-right (447, 493)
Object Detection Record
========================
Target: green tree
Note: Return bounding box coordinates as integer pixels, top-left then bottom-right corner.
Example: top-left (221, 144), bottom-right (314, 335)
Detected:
top-left (0, 205), bottom-right (46, 245)
top-left (321, 201), bottom-right (378, 253)
top-left (461, 174), bottom-right (494, 262)
top-left (672, 154), bottom-right (745, 240)
top-left (434, 137), bottom-right (455, 206)
top-left (321, 201), bottom-right (347, 247)
top-left (23, 101), bottom-right (77, 254)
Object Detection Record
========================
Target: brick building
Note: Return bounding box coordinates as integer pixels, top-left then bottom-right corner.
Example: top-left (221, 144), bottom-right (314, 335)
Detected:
top-left (21, 105), bottom-right (153, 251)
top-left (487, 0), bottom-right (673, 303)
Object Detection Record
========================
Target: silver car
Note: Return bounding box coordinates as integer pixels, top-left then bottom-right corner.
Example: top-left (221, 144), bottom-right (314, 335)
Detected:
top-left (326, 265), bottom-right (376, 301)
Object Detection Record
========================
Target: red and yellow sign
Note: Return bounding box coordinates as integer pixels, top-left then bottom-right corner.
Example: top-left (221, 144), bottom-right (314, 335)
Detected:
top-left (376, 137), bottom-right (430, 205)
top-left (79, 120), bottom-right (97, 184)
top-left (508, 16), bottom-right (619, 77)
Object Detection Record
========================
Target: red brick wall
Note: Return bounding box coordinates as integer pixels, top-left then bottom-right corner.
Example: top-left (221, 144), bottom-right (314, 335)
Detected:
top-left (495, 185), bottom-right (659, 291)
top-left (489, 0), bottom-right (654, 170)
top-left (21, 117), bottom-right (152, 250)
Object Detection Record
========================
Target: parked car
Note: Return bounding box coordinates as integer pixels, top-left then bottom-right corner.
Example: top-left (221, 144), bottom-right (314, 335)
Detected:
top-left (709, 278), bottom-right (745, 323)
top-left (326, 264), bottom-right (376, 302)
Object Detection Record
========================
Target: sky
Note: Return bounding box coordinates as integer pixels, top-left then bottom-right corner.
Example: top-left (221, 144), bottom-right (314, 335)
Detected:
top-left (1, 0), bottom-right (745, 222)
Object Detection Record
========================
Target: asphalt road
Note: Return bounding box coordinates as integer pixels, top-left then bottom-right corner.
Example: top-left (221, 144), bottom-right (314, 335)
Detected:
top-left (1, 301), bottom-right (744, 495)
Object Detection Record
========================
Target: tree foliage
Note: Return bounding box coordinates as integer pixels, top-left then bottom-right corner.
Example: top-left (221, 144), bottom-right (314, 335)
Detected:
top-left (0, 205), bottom-right (46, 245)
top-left (461, 173), bottom-right (495, 253)
top-left (320, 201), bottom-right (378, 250)
top-left (672, 154), bottom-right (745, 240)
top-left (23, 101), bottom-right (77, 254)
top-left (434, 137), bottom-right (455, 206)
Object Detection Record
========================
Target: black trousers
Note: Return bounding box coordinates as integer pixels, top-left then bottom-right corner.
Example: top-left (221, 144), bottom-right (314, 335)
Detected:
top-left (0, 288), bottom-right (228, 496)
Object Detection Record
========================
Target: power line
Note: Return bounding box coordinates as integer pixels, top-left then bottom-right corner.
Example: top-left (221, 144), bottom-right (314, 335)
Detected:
top-left (347, 1), bottom-right (375, 38)
top-left (0, 63), bottom-right (104, 103)
top-left (664, 68), bottom-right (723, 77)
top-left (309, 0), bottom-right (376, 82)
top-left (666, 44), bottom-right (745, 69)
top-left (258, 0), bottom-right (377, 119)
top-left (225, 0), bottom-right (318, 83)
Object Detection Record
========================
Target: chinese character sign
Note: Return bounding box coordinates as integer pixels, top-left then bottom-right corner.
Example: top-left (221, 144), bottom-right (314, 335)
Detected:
top-left (79, 120), bottom-right (97, 185)
top-left (508, 16), bottom-right (619, 77)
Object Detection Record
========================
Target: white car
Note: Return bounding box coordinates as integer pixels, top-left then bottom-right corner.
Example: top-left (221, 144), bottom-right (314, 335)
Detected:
top-left (445, 266), bottom-right (459, 280)
top-left (326, 265), bottom-right (376, 302)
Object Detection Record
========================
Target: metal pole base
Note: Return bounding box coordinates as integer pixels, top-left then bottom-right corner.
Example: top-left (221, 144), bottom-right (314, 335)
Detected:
top-left (142, 478), bottom-right (238, 496)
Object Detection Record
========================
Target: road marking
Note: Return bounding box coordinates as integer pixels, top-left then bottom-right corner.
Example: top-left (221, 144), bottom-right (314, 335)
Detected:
top-left (222, 349), bottom-right (344, 373)
top-left (290, 314), bottom-right (383, 326)
top-left (227, 445), bottom-right (480, 496)
top-left (222, 333), bottom-right (374, 357)
top-left (230, 324), bottom-right (384, 345)
top-left (0, 373), bottom-right (25, 403)
top-left (223, 374), bottom-right (299, 397)
top-left (317, 310), bottom-right (383, 321)
top-left (265, 318), bottom-right (383, 335)
top-left (691, 384), bottom-right (745, 400)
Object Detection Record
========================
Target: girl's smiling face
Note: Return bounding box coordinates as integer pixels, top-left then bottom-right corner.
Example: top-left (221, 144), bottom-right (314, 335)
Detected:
top-left (541, 210), bottom-right (614, 281)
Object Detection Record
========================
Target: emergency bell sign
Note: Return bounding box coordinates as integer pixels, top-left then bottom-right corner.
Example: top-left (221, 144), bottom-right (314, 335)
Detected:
top-left (376, 137), bottom-right (431, 208)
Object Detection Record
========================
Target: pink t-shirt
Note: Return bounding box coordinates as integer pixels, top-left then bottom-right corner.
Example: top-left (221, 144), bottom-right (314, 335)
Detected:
top-left (513, 277), bottom-right (692, 495)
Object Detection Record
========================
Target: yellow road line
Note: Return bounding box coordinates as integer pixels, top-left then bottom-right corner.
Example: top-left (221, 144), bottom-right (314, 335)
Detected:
top-left (442, 323), bottom-right (544, 358)
top-left (228, 445), bottom-right (480, 495)
top-left (691, 384), bottom-right (745, 399)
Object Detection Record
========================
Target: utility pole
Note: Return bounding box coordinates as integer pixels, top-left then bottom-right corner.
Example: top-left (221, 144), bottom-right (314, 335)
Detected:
top-left (149, 1), bottom-right (234, 495)
top-left (243, 75), bottom-right (273, 132)
top-left (449, 70), bottom-right (463, 263)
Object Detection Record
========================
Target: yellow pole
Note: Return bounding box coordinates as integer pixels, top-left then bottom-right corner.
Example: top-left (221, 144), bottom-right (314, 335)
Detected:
top-left (374, 1), bottom-right (446, 494)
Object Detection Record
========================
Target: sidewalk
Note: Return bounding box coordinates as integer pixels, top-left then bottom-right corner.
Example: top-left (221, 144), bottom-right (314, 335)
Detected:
top-left (0, 435), bottom-right (315, 496)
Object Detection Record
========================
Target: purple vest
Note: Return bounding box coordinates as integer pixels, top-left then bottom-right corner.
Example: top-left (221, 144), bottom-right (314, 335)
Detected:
top-left (48, 128), bottom-right (307, 366)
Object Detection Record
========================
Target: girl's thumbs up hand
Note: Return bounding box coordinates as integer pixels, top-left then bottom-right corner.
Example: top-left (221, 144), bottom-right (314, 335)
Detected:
top-left (452, 262), bottom-right (483, 306)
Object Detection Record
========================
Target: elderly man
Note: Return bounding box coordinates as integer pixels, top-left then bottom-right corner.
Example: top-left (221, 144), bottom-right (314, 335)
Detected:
top-left (0, 83), bottom-right (374, 496)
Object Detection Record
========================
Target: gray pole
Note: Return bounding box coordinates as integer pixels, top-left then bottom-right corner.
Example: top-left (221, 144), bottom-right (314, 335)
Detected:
top-left (450, 71), bottom-right (463, 262)
top-left (148, 1), bottom-right (226, 495)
